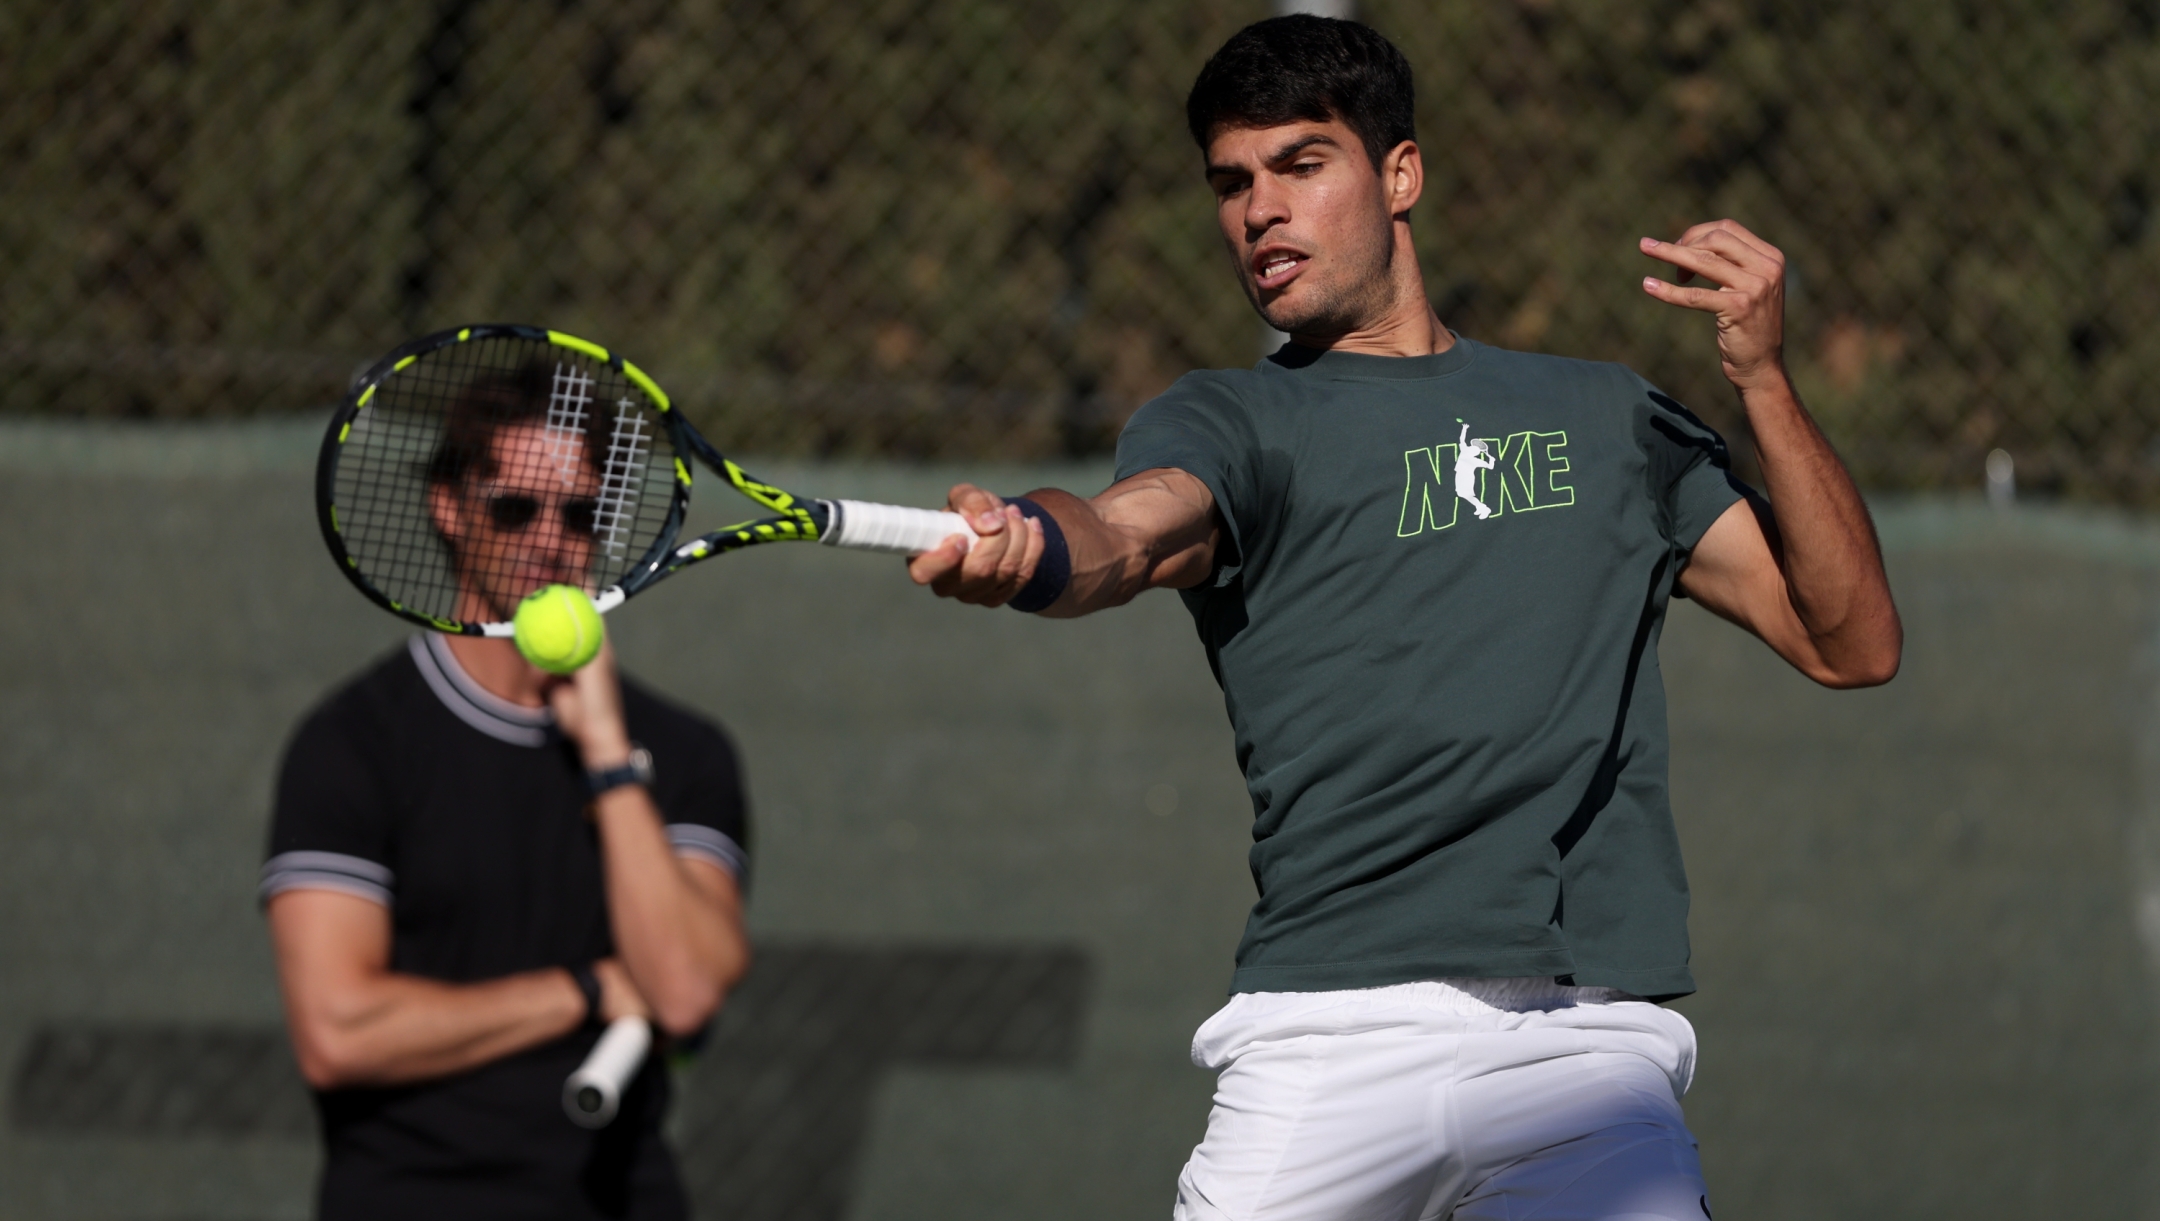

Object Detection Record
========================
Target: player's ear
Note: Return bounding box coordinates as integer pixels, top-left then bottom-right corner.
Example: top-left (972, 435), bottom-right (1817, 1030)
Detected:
top-left (1383, 139), bottom-right (1423, 218)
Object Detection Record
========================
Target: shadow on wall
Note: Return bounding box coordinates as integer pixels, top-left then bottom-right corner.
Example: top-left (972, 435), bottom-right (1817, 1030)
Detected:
top-left (10, 943), bottom-right (1093, 1221)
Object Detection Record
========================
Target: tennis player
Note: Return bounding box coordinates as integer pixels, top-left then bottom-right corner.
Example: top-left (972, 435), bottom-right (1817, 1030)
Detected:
top-left (909, 16), bottom-right (1900, 1221)
top-left (263, 371), bottom-right (751, 1220)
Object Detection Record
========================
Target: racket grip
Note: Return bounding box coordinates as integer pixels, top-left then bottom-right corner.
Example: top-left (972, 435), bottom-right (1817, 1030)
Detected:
top-left (562, 1016), bottom-right (651, 1129)
top-left (821, 499), bottom-right (978, 555)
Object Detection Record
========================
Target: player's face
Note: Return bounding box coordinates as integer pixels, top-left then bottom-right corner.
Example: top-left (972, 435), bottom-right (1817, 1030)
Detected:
top-left (429, 422), bottom-right (601, 623)
top-left (1205, 118), bottom-right (1403, 338)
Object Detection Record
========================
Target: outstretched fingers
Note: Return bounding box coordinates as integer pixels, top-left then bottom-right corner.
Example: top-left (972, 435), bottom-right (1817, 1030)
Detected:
top-left (1638, 275), bottom-right (1727, 313)
top-left (1640, 231), bottom-right (1775, 295)
top-left (1654, 220), bottom-right (1780, 283)
top-left (1675, 217), bottom-right (1780, 263)
top-left (1641, 236), bottom-right (1735, 288)
top-left (1639, 219), bottom-right (1789, 387)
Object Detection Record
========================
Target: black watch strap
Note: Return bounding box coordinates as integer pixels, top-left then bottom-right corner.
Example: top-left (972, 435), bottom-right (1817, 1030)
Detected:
top-left (571, 963), bottom-right (604, 1029)
top-left (585, 745), bottom-right (654, 797)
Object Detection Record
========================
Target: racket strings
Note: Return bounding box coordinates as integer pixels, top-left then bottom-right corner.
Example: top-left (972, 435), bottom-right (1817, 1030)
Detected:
top-left (331, 334), bottom-right (681, 627)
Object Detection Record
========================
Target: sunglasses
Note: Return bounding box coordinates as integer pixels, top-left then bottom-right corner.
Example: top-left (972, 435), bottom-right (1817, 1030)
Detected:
top-left (485, 493), bottom-right (599, 537)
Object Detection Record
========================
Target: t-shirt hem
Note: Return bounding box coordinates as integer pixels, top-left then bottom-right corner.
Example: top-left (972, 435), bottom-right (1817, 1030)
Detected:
top-left (1229, 948), bottom-right (1579, 995)
top-left (1560, 963), bottom-right (1697, 1002)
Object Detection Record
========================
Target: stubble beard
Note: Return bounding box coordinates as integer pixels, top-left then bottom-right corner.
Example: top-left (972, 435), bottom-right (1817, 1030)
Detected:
top-left (1250, 219), bottom-right (1399, 338)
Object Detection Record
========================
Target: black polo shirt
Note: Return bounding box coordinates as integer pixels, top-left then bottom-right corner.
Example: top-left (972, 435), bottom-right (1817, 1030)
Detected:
top-left (263, 634), bottom-right (749, 1221)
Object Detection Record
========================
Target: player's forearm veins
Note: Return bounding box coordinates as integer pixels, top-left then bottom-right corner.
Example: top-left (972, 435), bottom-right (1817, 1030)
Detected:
top-left (1028, 471), bottom-right (1219, 616)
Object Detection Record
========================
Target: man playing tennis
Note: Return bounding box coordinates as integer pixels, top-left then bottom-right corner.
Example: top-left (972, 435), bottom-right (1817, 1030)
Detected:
top-left (909, 15), bottom-right (1899, 1221)
top-left (264, 369), bottom-right (751, 1220)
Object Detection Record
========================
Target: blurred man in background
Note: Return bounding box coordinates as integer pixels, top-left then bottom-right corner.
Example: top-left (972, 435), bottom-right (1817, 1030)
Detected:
top-left (262, 372), bottom-right (751, 1220)
top-left (909, 15), bottom-right (1899, 1221)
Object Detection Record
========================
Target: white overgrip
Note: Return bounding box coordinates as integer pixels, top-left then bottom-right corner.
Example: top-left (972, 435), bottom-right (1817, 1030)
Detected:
top-left (822, 499), bottom-right (978, 555)
top-left (562, 1016), bottom-right (651, 1128)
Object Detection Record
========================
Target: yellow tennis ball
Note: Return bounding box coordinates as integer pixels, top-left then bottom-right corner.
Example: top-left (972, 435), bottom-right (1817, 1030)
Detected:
top-left (513, 585), bottom-right (604, 674)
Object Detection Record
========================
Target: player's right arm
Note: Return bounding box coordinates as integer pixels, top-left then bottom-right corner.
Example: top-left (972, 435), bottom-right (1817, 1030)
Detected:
top-left (905, 468), bottom-right (1222, 615)
top-left (267, 890), bottom-right (646, 1089)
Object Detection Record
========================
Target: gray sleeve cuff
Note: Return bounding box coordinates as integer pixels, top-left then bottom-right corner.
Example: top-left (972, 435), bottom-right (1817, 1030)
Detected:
top-left (667, 824), bottom-right (747, 880)
top-left (259, 850), bottom-right (394, 907)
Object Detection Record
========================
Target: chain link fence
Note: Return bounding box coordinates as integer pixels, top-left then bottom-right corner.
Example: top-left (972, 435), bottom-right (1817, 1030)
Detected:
top-left (5, 2), bottom-right (2157, 496)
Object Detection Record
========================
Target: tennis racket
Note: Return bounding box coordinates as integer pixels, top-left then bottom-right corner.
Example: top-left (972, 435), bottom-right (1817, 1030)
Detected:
top-left (563, 1016), bottom-right (650, 1128)
top-left (316, 323), bottom-right (979, 634)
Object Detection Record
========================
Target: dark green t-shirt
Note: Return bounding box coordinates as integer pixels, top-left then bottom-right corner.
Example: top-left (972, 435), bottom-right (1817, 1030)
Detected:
top-left (1114, 337), bottom-right (1745, 999)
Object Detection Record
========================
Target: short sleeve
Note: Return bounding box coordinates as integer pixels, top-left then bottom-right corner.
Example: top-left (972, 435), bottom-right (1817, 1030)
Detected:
top-left (1628, 371), bottom-right (1748, 552)
top-left (1114, 373), bottom-right (1261, 576)
top-left (262, 703), bottom-right (398, 907)
top-left (647, 717), bottom-right (751, 886)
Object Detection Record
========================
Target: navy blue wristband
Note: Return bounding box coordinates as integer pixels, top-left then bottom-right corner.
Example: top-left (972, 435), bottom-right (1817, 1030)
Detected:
top-left (1004, 497), bottom-right (1072, 613)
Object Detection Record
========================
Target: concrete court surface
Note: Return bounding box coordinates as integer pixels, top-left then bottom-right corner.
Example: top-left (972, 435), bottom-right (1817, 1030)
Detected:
top-left (0, 418), bottom-right (2154, 1219)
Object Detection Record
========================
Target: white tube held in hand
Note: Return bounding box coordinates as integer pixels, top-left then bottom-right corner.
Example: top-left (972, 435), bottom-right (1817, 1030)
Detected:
top-left (822, 499), bottom-right (978, 555)
top-left (563, 1016), bottom-right (651, 1129)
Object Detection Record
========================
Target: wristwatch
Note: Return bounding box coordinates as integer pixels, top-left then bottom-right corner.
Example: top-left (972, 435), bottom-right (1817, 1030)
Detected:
top-left (585, 745), bottom-right (654, 797)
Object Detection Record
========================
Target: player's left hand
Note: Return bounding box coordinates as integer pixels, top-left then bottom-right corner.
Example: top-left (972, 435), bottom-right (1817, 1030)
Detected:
top-left (549, 639), bottom-right (632, 768)
top-left (1639, 220), bottom-right (1787, 392)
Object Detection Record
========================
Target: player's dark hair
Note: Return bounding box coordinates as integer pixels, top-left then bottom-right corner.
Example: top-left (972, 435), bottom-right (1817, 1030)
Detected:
top-left (424, 361), bottom-right (602, 488)
top-left (1185, 15), bottom-right (1416, 171)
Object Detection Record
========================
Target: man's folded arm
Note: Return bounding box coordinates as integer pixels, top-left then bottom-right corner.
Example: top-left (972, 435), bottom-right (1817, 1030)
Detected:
top-left (267, 888), bottom-right (615, 1089)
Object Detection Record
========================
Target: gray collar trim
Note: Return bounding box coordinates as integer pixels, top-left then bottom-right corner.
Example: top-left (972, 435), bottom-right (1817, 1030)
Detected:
top-left (409, 634), bottom-right (554, 748)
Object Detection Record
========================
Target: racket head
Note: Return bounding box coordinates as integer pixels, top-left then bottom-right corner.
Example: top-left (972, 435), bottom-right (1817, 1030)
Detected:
top-left (317, 325), bottom-right (691, 635)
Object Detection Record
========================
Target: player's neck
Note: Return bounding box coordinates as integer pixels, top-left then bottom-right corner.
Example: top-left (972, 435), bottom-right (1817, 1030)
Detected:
top-left (1284, 240), bottom-right (1454, 359)
top-left (440, 633), bottom-right (553, 707)
top-left (1291, 304), bottom-right (1453, 359)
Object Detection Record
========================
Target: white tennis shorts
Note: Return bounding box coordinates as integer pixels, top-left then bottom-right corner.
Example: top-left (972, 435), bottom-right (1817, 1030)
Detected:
top-left (1174, 978), bottom-right (1710, 1221)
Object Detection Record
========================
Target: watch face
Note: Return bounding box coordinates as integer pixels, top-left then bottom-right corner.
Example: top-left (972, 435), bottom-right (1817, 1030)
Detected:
top-left (589, 745), bottom-right (654, 795)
